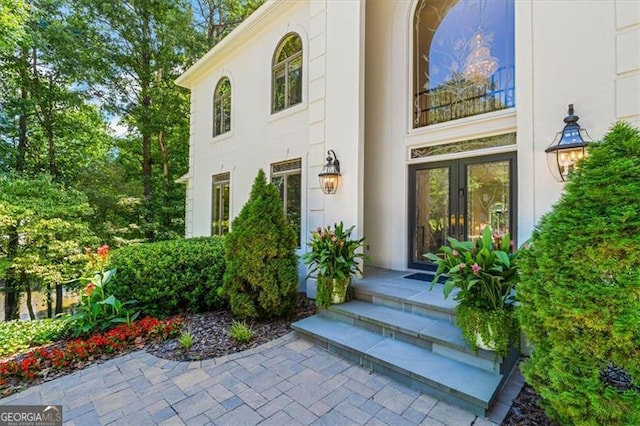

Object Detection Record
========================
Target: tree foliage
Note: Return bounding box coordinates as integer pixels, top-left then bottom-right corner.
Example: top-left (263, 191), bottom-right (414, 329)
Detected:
top-left (517, 122), bottom-right (640, 425)
top-left (223, 170), bottom-right (299, 319)
top-left (0, 175), bottom-right (95, 320)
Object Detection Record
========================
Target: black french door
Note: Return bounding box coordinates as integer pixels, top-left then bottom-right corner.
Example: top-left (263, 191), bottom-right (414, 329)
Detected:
top-left (408, 153), bottom-right (516, 269)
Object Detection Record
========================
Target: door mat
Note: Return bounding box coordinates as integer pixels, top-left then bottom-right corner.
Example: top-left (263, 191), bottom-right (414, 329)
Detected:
top-left (404, 272), bottom-right (446, 283)
top-left (403, 273), bottom-right (431, 282)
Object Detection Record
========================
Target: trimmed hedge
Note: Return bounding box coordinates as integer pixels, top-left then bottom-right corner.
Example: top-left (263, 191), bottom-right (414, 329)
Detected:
top-left (108, 237), bottom-right (226, 317)
top-left (517, 122), bottom-right (640, 425)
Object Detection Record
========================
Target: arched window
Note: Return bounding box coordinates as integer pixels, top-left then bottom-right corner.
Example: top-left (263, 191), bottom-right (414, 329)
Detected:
top-left (213, 77), bottom-right (231, 137)
top-left (272, 33), bottom-right (303, 113)
top-left (413, 0), bottom-right (515, 128)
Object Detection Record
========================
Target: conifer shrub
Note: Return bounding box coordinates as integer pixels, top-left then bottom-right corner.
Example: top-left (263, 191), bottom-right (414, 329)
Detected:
top-left (108, 237), bottom-right (226, 317)
top-left (517, 122), bottom-right (640, 425)
top-left (223, 169), bottom-right (299, 319)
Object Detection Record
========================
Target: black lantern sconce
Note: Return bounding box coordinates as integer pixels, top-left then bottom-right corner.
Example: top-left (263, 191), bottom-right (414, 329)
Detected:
top-left (545, 104), bottom-right (593, 182)
top-left (319, 150), bottom-right (341, 194)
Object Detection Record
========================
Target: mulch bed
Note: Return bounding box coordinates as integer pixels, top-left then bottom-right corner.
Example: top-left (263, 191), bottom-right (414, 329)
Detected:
top-left (503, 382), bottom-right (557, 425)
top-left (146, 293), bottom-right (317, 361)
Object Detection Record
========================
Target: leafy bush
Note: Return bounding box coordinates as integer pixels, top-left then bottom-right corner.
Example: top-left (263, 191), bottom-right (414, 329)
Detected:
top-left (108, 237), bottom-right (226, 317)
top-left (517, 122), bottom-right (640, 425)
top-left (68, 245), bottom-right (139, 337)
top-left (223, 169), bottom-right (299, 319)
top-left (0, 319), bottom-right (69, 357)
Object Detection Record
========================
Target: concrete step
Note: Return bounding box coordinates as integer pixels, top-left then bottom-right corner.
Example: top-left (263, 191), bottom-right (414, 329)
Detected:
top-left (323, 301), bottom-right (499, 373)
top-left (292, 315), bottom-right (503, 416)
top-left (351, 277), bottom-right (458, 324)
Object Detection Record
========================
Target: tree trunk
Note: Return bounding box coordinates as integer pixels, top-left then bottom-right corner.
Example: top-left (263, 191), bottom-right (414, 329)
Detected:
top-left (47, 283), bottom-right (53, 319)
top-left (55, 283), bottom-right (63, 315)
top-left (4, 227), bottom-right (21, 321)
top-left (16, 47), bottom-right (29, 174)
top-left (25, 273), bottom-right (35, 320)
top-left (158, 131), bottom-right (171, 228)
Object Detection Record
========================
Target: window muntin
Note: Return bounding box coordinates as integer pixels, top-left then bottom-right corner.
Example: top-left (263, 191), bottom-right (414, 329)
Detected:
top-left (272, 34), bottom-right (303, 113)
top-left (211, 172), bottom-right (230, 236)
top-left (271, 159), bottom-right (302, 246)
top-left (413, 0), bottom-right (515, 128)
top-left (213, 78), bottom-right (231, 137)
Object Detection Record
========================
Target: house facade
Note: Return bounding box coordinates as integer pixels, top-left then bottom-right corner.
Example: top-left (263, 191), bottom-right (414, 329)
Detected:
top-left (176, 0), bottom-right (640, 293)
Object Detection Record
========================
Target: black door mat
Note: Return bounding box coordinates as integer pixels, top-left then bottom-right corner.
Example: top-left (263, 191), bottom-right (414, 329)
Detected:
top-left (403, 272), bottom-right (447, 283)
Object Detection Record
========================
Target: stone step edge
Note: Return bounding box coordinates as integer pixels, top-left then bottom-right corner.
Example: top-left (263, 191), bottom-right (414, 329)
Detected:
top-left (292, 316), bottom-right (501, 411)
top-left (324, 302), bottom-right (499, 364)
top-left (351, 282), bottom-right (457, 316)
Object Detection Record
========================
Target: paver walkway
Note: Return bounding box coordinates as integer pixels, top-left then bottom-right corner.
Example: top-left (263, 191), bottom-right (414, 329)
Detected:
top-left (0, 332), bottom-right (521, 425)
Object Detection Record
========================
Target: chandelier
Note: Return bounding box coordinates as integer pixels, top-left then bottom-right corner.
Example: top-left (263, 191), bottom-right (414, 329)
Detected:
top-left (463, 26), bottom-right (499, 83)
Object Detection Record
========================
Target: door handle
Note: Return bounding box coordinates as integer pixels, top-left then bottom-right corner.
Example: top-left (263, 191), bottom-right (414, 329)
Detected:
top-left (450, 215), bottom-right (456, 226)
top-left (458, 215), bottom-right (464, 226)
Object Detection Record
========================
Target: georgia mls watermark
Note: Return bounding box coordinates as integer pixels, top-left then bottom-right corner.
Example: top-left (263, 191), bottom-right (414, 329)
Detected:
top-left (0, 405), bottom-right (62, 426)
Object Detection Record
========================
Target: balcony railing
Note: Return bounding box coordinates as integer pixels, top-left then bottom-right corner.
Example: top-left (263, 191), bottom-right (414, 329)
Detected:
top-left (414, 66), bottom-right (515, 128)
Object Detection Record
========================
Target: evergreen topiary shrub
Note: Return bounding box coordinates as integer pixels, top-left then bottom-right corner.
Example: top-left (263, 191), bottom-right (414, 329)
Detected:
top-left (517, 122), bottom-right (640, 425)
top-left (223, 169), bottom-right (299, 319)
top-left (108, 237), bottom-right (226, 317)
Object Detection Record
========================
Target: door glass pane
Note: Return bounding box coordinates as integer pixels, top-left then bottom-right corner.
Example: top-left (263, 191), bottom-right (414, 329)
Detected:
top-left (466, 160), bottom-right (510, 241)
top-left (414, 167), bottom-right (449, 263)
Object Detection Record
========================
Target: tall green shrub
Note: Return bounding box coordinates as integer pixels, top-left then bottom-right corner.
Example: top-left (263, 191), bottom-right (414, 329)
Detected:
top-left (223, 169), bottom-right (299, 319)
top-left (517, 122), bottom-right (640, 425)
top-left (108, 237), bottom-right (226, 317)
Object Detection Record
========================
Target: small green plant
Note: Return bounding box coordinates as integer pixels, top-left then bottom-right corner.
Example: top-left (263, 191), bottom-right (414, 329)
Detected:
top-left (68, 246), bottom-right (139, 337)
top-left (0, 319), bottom-right (69, 357)
top-left (228, 320), bottom-right (253, 343)
top-left (178, 328), bottom-right (194, 351)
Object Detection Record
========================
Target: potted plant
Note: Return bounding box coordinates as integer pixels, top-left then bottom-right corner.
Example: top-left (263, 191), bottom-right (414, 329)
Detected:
top-left (302, 222), bottom-right (365, 308)
top-left (424, 226), bottom-right (525, 357)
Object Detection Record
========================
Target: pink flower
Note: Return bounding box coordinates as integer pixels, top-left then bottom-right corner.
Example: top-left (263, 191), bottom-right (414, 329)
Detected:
top-left (320, 232), bottom-right (326, 239)
top-left (459, 263), bottom-right (466, 269)
top-left (331, 236), bottom-right (337, 243)
top-left (452, 250), bottom-right (459, 257)
top-left (316, 226), bottom-right (322, 233)
top-left (472, 263), bottom-right (481, 275)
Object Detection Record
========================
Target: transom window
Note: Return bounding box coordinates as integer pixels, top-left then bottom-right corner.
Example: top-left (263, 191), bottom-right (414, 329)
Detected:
top-left (413, 0), bottom-right (515, 128)
top-left (271, 159), bottom-right (302, 246)
top-left (272, 33), bottom-right (303, 113)
top-left (213, 77), bottom-right (231, 137)
top-left (211, 172), bottom-right (230, 236)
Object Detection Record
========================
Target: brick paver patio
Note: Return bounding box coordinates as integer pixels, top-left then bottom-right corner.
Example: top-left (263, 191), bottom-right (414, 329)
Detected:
top-left (1, 333), bottom-right (520, 425)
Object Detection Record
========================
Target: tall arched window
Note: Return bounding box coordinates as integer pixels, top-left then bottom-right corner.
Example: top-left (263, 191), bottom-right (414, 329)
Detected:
top-left (272, 33), bottom-right (303, 113)
top-left (213, 77), bottom-right (231, 137)
top-left (413, 0), bottom-right (515, 128)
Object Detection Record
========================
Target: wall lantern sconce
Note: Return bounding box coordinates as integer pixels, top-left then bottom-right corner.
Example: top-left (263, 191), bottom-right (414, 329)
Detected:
top-left (545, 104), bottom-right (593, 182)
top-left (319, 150), bottom-right (341, 194)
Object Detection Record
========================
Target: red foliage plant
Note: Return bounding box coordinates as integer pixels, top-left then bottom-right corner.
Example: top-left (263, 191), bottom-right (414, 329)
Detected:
top-left (0, 316), bottom-right (182, 389)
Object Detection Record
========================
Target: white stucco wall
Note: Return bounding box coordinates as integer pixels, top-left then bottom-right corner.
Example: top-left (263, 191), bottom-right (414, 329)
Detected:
top-left (177, 0), bottom-right (366, 291)
top-left (178, 0), bottom-right (639, 278)
top-left (364, 0), bottom-right (640, 271)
